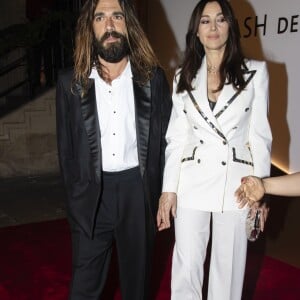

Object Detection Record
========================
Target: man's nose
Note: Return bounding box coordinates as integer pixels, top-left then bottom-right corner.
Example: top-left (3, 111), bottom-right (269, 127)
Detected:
top-left (105, 17), bottom-right (115, 31)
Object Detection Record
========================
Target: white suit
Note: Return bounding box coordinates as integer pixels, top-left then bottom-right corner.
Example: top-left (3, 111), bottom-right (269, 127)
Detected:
top-left (163, 57), bottom-right (272, 300)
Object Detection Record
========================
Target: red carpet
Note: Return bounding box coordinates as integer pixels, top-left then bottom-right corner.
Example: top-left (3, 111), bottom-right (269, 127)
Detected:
top-left (0, 219), bottom-right (299, 300)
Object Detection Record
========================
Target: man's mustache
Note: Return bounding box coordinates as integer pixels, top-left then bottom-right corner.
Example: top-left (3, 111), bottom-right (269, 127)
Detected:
top-left (99, 31), bottom-right (125, 43)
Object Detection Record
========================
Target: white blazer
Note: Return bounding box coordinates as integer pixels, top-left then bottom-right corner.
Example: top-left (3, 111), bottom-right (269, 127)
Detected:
top-left (162, 57), bottom-right (272, 212)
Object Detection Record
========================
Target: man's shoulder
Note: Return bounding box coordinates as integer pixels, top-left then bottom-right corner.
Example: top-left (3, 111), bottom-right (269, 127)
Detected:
top-left (57, 67), bottom-right (74, 83)
top-left (152, 66), bottom-right (165, 78)
top-left (150, 66), bottom-right (169, 86)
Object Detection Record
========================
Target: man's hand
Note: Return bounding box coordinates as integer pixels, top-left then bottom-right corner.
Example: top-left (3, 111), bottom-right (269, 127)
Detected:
top-left (156, 192), bottom-right (177, 231)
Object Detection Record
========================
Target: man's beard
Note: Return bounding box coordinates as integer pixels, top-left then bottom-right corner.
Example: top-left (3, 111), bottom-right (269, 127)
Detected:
top-left (94, 31), bottom-right (130, 63)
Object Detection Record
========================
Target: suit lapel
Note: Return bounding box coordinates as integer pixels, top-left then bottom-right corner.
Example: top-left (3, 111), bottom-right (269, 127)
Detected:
top-left (132, 72), bottom-right (151, 177)
top-left (189, 57), bottom-right (257, 140)
top-left (191, 59), bottom-right (217, 124)
top-left (76, 69), bottom-right (151, 180)
top-left (189, 59), bottom-right (225, 139)
top-left (214, 70), bottom-right (256, 119)
top-left (77, 80), bottom-right (102, 183)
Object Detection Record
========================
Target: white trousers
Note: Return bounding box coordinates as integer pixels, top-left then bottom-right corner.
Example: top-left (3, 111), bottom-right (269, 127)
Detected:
top-left (171, 207), bottom-right (248, 300)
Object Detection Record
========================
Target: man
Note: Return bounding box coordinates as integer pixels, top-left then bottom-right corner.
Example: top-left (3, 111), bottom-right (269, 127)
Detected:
top-left (55, 0), bottom-right (172, 299)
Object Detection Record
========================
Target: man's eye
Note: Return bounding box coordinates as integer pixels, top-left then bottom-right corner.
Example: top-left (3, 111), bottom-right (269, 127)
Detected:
top-left (95, 16), bottom-right (104, 22)
top-left (114, 15), bottom-right (124, 21)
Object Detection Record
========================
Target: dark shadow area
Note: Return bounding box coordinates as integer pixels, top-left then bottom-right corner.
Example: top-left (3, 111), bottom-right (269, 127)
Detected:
top-left (242, 236), bottom-right (268, 300)
top-left (101, 244), bottom-right (120, 299)
top-left (266, 166), bottom-right (292, 240)
top-left (147, 0), bottom-right (181, 85)
top-left (0, 1), bottom-right (77, 117)
top-left (151, 226), bottom-right (174, 299)
top-left (0, 174), bottom-right (66, 227)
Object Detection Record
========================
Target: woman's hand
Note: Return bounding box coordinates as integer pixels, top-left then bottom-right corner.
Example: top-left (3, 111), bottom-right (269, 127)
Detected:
top-left (156, 192), bottom-right (177, 231)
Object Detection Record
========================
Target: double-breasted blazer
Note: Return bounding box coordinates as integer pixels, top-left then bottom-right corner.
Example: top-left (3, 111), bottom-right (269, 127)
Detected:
top-left (56, 66), bottom-right (172, 238)
top-left (162, 57), bottom-right (272, 212)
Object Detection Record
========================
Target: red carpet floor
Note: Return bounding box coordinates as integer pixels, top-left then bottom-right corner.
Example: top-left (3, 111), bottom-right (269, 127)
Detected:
top-left (0, 219), bottom-right (299, 300)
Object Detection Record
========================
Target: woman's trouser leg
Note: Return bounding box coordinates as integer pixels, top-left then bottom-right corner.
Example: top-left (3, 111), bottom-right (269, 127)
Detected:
top-left (207, 210), bottom-right (248, 300)
top-left (171, 207), bottom-right (211, 300)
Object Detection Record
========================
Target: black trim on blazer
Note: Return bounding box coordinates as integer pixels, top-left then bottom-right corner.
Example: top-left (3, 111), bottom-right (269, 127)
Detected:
top-left (232, 147), bottom-right (254, 166)
top-left (181, 146), bottom-right (198, 162)
top-left (214, 70), bottom-right (256, 119)
top-left (187, 90), bottom-right (227, 141)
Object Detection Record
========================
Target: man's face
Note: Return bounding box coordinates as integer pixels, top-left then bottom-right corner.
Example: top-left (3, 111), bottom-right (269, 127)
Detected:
top-left (93, 0), bottom-right (129, 63)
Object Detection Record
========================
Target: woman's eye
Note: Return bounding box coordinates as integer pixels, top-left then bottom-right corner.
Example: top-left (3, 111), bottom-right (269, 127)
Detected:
top-left (217, 17), bottom-right (227, 23)
top-left (200, 19), bottom-right (210, 24)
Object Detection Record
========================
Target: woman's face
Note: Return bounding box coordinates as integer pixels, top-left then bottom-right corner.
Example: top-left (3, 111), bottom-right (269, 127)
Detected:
top-left (197, 1), bottom-right (229, 52)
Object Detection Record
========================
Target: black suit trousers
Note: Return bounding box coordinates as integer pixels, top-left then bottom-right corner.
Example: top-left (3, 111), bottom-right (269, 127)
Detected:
top-left (68, 167), bottom-right (152, 300)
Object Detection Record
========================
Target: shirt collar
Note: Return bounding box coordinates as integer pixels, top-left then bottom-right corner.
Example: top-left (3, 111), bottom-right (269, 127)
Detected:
top-left (89, 60), bottom-right (132, 82)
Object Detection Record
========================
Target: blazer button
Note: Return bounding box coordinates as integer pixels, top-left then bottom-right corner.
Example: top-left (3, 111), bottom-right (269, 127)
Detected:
top-left (223, 140), bottom-right (227, 145)
top-left (194, 126), bottom-right (198, 130)
top-left (197, 159), bottom-right (201, 164)
top-left (221, 161), bottom-right (226, 166)
top-left (200, 140), bottom-right (204, 144)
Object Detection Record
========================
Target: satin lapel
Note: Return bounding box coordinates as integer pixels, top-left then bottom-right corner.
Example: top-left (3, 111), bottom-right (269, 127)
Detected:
top-left (132, 77), bottom-right (151, 177)
top-left (77, 80), bottom-right (102, 183)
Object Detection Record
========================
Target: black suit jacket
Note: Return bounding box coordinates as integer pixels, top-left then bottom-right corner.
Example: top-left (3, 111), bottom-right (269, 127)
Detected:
top-left (56, 66), bottom-right (172, 238)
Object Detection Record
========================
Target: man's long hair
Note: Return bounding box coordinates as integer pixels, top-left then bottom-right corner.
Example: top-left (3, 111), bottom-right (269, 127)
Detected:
top-left (177, 0), bottom-right (247, 94)
top-left (73, 0), bottom-right (159, 93)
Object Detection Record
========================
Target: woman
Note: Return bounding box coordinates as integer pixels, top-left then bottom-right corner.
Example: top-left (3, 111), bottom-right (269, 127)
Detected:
top-left (156, 0), bottom-right (272, 299)
top-left (235, 172), bottom-right (300, 207)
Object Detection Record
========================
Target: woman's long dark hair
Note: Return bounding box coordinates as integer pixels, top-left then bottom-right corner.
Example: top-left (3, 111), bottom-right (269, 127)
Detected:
top-left (177, 0), bottom-right (247, 93)
top-left (73, 0), bottom-right (159, 94)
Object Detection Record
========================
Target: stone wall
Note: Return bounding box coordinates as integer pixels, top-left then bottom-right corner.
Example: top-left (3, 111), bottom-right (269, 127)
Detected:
top-left (0, 88), bottom-right (59, 178)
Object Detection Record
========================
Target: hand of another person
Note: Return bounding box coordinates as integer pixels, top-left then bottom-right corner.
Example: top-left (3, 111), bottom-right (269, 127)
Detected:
top-left (156, 192), bottom-right (177, 231)
top-left (235, 176), bottom-right (265, 208)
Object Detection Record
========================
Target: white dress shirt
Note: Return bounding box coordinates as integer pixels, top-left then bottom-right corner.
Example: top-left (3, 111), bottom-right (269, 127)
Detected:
top-left (89, 62), bottom-right (139, 172)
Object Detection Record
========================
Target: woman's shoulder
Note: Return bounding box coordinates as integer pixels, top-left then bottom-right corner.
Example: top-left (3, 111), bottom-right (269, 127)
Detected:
top-left (245, 59), bottom-right (267, 71)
